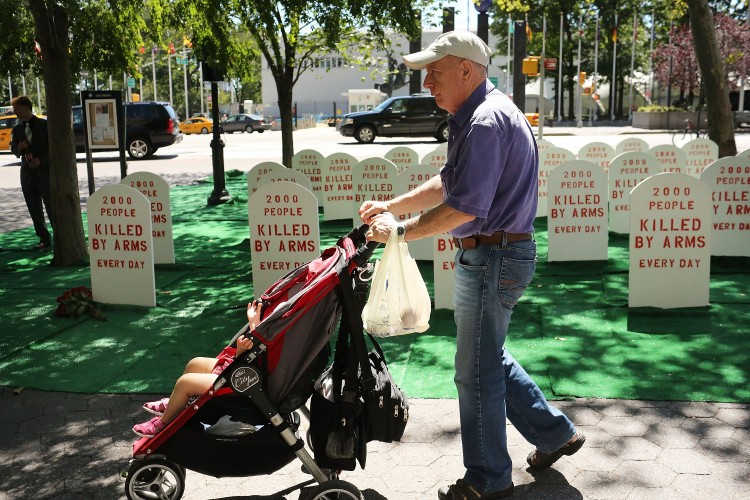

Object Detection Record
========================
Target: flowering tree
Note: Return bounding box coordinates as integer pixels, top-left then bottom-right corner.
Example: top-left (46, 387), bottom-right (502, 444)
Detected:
top-left (653, 13), bottom-right (750, 105)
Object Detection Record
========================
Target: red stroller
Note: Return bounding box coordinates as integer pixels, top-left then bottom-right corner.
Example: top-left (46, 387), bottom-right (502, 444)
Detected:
top-left (124, 226), bottom-right (377, 500)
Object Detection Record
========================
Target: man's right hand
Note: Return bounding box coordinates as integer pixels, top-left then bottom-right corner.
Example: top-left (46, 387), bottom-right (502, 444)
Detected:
top-left (359, 200), bottom-right (389, 224)
top-left (18, 140), bottom-right (29, 152)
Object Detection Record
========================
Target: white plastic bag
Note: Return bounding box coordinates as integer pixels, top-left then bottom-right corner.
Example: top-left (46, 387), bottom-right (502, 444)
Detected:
top-left (362, 227), bottom-right (431, 336)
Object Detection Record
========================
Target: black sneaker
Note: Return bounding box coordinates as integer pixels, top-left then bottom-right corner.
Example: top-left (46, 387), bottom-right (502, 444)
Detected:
top-left (438, 479), bottom-right (514, 499)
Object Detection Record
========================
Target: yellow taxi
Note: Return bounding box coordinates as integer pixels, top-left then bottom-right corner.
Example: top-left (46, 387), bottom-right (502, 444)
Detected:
top-left (179, 116), bottom-right (213, 135)
top-left (0, 115), bottom-right (19, 151)
top-left (524, 112), bottom-right (539, 127)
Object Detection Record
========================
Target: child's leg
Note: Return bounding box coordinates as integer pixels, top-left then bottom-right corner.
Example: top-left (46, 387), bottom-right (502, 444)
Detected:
top-left (184, 356), bottom-right (219, 375)
top-left (160, 372), bottom-right (218, 424)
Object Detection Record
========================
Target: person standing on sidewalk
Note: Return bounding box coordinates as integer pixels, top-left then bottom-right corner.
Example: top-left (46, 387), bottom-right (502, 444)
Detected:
top-left (359, 31), bottom-right (584, 499)
top-left (10, 95), bottom-right (53, 250)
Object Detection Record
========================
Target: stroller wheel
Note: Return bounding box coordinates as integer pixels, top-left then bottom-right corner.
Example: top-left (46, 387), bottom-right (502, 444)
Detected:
top-left (125, 457), bottom-right (185, 500)
top-left (304, 479), bottom-right (363, 500)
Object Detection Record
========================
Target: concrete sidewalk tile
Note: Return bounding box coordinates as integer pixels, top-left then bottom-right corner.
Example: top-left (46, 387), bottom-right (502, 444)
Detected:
top-left (626, 486), bottom-right (685, 499)
top-left (675, 401), bottom-right (719, 418)
top-left (696, 437), bottom-right (750, 463)
top-left (571, 470), bottom-right (634, 499)
top-left (605, 436), bottom-right (662, 461)
top-left (671, 472), bottom-right (739, 499)
top-left (614, 460), bottom-right (676, 488)
top-left (569, 446), bottom-right (622, 472)
top-left (644, 425), bottom-right (701, 449)
top-left (658, 448), bottom-right (714, 474)
top-left (715, 407), bottom-right (750, 428)
top-left (598, 416), bottom-right (649, 437)
top-left (680, 416), bottom-right (737, 440)
top-left (564, 405), bottom-right (605, 426)
top-left (634, 406), bottom-right (686, 426)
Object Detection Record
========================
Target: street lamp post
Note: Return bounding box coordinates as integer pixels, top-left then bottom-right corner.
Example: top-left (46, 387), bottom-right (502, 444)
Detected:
top-left (203, 62), bottom-right (230, 206)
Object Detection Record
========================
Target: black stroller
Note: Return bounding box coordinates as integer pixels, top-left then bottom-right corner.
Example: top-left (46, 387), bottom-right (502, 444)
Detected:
top-left (124, 226), bottom-right (378, 500)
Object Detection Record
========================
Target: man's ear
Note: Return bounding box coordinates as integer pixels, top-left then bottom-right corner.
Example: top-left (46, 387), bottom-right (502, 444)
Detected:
top-left (460, 60), bottom-right (473, 81)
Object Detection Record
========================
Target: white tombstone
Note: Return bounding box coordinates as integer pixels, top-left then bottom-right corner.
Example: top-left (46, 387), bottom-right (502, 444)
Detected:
top-left (701, 157), bottom-right (750, 256)
top-left (322, 152), bottom-right (356, 221)
top-left (247, 161), bottom-right (287, 195)
top-left (629, 173), bottom-right (712, 308)
top-left (351, 157), bottom-right (399, 219)
top-left (257, 166), bottom-right (313, 193)
top-left (248, 181), bottom-right (320, 295)
top-left (87, 184), bottom-right (155, 307)
top-left (420, 147), bottom-right (448, 168)
top-left (615, 137), bottom-right (649, 155)
top-left (538, 147), bottom-right (574, 218)
top-left (121, 172), bottom-right (174, 265)
top-left (650, 145), bottom-right (686, 174)
top-left (395, 164), bottom-right (440, 260)
top-left (433, 235), bottom-right (457, 310)
top-left (537, 138), bottom-right (554, 157)
top-left (385, 146), bottom-right (418, 173)
top-left (682, 138), bottom-right (718, 178)
top-left (609, 151), bottom-right (659, 233)
top-left (291, 149), bottom-right (325, 205)
top-left (547, 160), bottom-right (608, 261)
top-left (577, 142), bottom-right (615, 173)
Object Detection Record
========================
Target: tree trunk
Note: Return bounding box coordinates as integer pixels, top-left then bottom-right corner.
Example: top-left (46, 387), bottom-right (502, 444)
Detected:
top-left (30, 0), bottom-right (88, 266)
top-left (685, 0), bottom-right (737, 157)
top-left (277, 70), bottom-right (295, 167)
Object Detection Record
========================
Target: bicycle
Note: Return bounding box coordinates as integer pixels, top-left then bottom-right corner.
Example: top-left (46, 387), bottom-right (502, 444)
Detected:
top-left (672, 118), bottom-right (700, 146)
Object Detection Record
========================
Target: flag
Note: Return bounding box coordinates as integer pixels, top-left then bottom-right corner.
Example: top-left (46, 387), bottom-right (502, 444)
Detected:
top-left (612, 26), bottom-right (618, 43)
top-left (182, 36), bottom-right (192, 48)
top-left (139, 46), bottom-right (146, 54)
top-left (526, 24), bottom-right (533, 41)
top-left (168, 42), bottom-right (176, 55)
top-left (34, 39), bottom-right (42, 58)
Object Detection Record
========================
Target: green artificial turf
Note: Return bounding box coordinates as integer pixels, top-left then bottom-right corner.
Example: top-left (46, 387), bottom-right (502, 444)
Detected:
top-left (0, 174), bottom-right (748, 402)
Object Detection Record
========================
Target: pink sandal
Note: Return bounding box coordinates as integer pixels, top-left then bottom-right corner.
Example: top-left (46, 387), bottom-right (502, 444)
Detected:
top-left (143, 397), bottom-right (169, 416)
top-left (133, 416), bottom-right (166, 438)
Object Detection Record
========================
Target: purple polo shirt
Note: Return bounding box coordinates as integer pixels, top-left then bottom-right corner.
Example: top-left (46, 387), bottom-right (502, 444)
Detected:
top-left (440, 80), bottom-right (538, 238)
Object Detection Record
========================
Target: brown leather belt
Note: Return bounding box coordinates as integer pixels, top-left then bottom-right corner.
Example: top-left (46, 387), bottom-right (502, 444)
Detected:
top-left (453, 231), bottom-right (533, 250)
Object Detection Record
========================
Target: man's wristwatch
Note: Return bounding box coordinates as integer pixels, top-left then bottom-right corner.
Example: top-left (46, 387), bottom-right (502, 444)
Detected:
top-left (396, 223), bottom-right (406, 240)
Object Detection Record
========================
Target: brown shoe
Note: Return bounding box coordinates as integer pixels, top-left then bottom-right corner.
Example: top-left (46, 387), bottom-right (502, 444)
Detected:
top-left (438, 479), bottom-right (513, 499)
top-left (527, 432), bottom-right (586, 471)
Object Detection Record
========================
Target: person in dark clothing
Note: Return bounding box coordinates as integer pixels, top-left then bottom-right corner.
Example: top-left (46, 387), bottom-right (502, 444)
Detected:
top-left (10, 95), bottom-right (53, 250)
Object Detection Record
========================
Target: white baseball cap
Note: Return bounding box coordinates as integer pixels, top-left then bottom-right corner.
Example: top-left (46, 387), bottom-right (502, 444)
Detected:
top-left (402, 30), bottom-right (492, 70)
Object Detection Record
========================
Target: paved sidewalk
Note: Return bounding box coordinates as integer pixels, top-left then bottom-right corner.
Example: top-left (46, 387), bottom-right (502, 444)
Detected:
top-left (1, 387), bottom-right (748, 499)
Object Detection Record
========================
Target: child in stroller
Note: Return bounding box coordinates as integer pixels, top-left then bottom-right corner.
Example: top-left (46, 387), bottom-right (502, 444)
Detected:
top-left (124, 226), bottom-right (377, 500)
top-left (132, 302), bottom-right (262, 437)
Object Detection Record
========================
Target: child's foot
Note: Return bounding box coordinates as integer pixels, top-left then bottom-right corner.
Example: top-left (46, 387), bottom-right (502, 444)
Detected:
top-left (143, 397), bottom-right (169, 416)
top-left (133, 416), bottom-right (166, 438)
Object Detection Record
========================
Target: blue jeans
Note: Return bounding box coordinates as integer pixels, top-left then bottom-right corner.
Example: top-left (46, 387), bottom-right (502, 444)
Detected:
top-left (453, 239), bottom-right (576, 492)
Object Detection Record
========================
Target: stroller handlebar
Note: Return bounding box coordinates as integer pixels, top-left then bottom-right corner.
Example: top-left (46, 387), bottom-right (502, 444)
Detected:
top-left (348, 224), bottom-right (380, 266)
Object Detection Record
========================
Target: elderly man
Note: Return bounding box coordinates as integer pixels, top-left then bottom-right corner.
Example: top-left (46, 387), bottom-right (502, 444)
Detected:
top-left (359, 31), bottom-right (584, 499)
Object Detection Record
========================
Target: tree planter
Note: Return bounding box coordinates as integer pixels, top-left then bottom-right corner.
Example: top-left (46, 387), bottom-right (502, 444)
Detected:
top-left (632, 111), bottom-right (708, 130)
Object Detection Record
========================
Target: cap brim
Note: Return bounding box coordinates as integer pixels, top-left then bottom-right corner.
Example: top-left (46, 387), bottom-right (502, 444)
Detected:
top-left (402, 50), bottom-right (446, 70)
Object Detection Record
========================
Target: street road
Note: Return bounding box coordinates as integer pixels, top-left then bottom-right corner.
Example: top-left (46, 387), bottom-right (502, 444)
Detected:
top-left (1, 125), bottom-right (749, 234)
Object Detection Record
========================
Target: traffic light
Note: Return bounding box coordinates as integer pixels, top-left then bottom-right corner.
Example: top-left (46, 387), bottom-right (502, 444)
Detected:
top-left (522, 57), bottom-right (540, 76)
top-left (579, 71), bottom-right (587, 85)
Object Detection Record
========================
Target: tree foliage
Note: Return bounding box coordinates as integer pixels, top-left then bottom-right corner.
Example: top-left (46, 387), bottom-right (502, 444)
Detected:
top-left (653, 12), bottom-right (750, 101)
